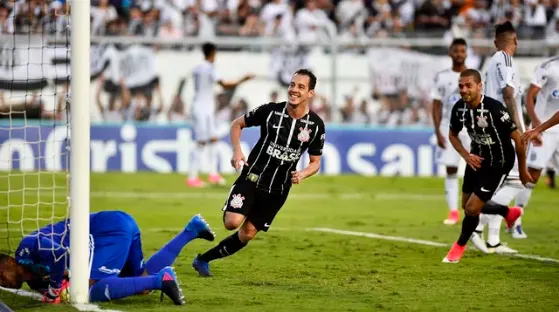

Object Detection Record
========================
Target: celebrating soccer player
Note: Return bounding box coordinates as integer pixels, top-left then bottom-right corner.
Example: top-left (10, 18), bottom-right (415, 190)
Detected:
top-left (187, 42), bottom-right (254, 188)
top-left (469, 21), bottom-right (530, 253)
top-left (442, 69), bottom-right (530, 263)
top-left (0, 211), bottom-right (216, 305)
top-left (431, 38), bottom-right (470, 225)
top-left (192, 69), bottom-right (326, 277)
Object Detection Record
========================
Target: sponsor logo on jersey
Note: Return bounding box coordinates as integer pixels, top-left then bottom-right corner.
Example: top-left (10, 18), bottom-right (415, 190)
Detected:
top-left (266, 142), bottom-right (302, 162)
top-left (471, 133), bottom-right (495, 145)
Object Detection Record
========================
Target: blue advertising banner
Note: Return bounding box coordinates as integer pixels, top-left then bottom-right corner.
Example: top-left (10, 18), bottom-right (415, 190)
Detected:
top-left (0, 123), bottom-right (454, 177)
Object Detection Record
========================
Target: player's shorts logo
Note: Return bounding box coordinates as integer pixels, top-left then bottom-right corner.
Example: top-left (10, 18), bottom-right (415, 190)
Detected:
top-left (552, 90), bottom-right (559, 99)
top-left (298, 127), bottom-right (312, 143)
top-left (230, 194), bottom-right (245, 209)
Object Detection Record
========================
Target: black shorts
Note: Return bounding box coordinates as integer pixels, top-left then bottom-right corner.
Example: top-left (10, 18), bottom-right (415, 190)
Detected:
top-left (462, 164), bottom-right (511, 202)
top-left (222, 177), bottom-right (288, 232)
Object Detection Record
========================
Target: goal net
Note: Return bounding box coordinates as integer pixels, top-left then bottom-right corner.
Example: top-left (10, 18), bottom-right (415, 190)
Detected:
top-left (0, 0), bottom-right (90, 307)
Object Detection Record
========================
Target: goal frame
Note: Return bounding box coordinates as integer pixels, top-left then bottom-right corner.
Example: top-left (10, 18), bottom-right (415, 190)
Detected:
top-left (69, 0), bottom-right (91, 304)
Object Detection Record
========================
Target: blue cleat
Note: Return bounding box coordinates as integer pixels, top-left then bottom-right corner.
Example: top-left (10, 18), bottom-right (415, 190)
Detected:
top-left (157, 267), bottom-right (185, 305)
top-left (186, 214), bottom-right (216, 242)
top-left (192, 255), bottom-right (213, 277)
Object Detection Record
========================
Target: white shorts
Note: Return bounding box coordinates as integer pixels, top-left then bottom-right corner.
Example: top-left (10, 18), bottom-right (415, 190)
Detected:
top-left (436, 129), bottom-right (470, 167)
top-left (491, 179), bottom-right (524, 206)
top-left (191, 112), bottom-right (217, 142)
top-left (527, 131), bottom-right (559, 170)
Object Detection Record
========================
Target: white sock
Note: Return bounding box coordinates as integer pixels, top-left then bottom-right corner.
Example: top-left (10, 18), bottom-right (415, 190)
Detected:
top-left (514, 185), bottom-right (534, 208)
top-left (188, 144), bottom-right (204, 180)
top-left (487, 215), bottom-right (502, 246)
top-left (208, 142), bottom-right (217, 176)
top-left (445, 174), bottom-right (458, 211)
top-left (475, 213), bottom-right (489, 232)
top-left (514, 216), bottom-right (522, 227)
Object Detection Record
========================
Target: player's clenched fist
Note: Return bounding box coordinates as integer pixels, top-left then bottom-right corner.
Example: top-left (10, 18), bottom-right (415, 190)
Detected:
top-left (290, 171), bottom-right (305, 184)
top-left (231, 149), bottom-right (248, 171)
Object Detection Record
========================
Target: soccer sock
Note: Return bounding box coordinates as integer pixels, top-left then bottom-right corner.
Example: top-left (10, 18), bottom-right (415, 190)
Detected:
top-left (208, 142), bottom-right (217, 176)
top-left (188, 144), bottom-right (202, 180)
top-left (198, 232), bottom-right (247, 263)
top-left (457, 214), bottom-right (480, 246)
top-left (89, 275), bottom-right (160, 302)
top-left (445, 174), bottom-right (459, 211)
top-left (515, 184), bottom-right (534, 208)
top-left (480, 201), bottom-right (509, 218)
top-left (145, 229), bottom-right (198, 275)
top-left (487, 215), bottom-right (503, 246)
top-left (475, 213), bottom-right (489, 232)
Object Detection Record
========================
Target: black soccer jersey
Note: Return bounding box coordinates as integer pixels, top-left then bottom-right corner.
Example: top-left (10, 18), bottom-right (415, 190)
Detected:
top-left (450, 95), bottom-right (517, 167)
top-left (240, 102), bottom-right (326, 194)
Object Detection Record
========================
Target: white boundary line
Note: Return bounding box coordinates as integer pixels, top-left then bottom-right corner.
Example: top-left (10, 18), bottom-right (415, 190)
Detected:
top-left (0, 287), bottom-right (123, 312)
top-left (308, 227), bottom-right (559, 264)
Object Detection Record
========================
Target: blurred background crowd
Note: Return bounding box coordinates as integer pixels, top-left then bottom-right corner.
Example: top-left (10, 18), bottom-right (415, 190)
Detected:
top-left (0, 0), bottom-right (557, 127)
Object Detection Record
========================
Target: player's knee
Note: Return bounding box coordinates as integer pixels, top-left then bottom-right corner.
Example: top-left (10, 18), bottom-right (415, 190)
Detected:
top-left (528, 168), bottom-right (542, 182)
top-left (446, 167), bottom-right (458, 176)
top-left (223, 220), bottom-right (240, 231)
top-left (464, 202), bottom-right (481, 216)
top-left (238, 227), bottom-right (257, 243)
top-left (223, 212), bottom-right (244, 230)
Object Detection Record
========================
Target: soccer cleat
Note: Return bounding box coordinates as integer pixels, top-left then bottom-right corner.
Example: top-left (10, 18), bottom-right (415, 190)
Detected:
top-left (158, 267), bottom-right (185, 305)
top-left (487, 243), bottom-right (518, 254)
top-left (186, 177), bottom-right (206, 188)
top-left (208, 173), bottom-right (226, 186)
top-left (192, 255), bottom-right (213, 277)
top-left (442, 242), bottom-right (466, 263)
top-left (504, 206), bottom-right (522, 229)
top-left (443, 210), bottom-right (460, 225)
top-left (511, 225), bottom-right (527, 239)
top-left (470, 231), bottom-right (489, 253)
top-left (185, 214), bottom-right (216, 242)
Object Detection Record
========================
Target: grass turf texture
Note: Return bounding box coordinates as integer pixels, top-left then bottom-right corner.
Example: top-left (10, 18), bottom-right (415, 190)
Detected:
top-left (0, 173), bottom-right (558, 311)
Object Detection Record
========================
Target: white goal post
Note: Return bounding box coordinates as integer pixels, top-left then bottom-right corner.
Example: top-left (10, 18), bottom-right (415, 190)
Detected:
top-left (69, 0), bottom-right (91, 305)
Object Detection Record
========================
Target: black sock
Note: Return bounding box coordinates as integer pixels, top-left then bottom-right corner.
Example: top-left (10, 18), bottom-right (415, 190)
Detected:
top-left (480, 201), bottom-right (509, 218)
top-left (198, 232), bottom-right (247, 262)
top-left (546, 169), bottom-right (556, 188)
top-left (457, 214), bottom-right (480, 246)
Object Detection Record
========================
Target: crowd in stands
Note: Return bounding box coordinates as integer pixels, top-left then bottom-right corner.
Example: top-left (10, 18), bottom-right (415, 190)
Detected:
top-left (0, 0), bottom-right (557, 41)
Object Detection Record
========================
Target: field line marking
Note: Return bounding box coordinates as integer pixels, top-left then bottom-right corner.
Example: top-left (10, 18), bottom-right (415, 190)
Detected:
top-left (308, 227), bottom-right (559, 264)
top-left (0, 287), bottom-right (124, 312)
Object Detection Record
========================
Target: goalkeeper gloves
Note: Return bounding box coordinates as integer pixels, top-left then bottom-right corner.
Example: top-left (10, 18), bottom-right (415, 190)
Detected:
top-left (41, 280), bottom-right (70, 304)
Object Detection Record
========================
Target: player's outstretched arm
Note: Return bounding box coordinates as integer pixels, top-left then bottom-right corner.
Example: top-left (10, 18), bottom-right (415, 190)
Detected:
top-left (502, 85), bottom-right (524, 132)
top-left (511, 129), bottom-right (533, 185)
top-left (523, 110), bottom-right (559, 144)
top-left (218, 74), bottom-right (254, 90)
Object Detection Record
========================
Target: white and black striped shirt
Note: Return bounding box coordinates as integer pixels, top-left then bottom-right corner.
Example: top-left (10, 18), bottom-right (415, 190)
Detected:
top-left (241, 102), bottom-right (326, 194)
top-left (450, 95), bottom-right (517, 167)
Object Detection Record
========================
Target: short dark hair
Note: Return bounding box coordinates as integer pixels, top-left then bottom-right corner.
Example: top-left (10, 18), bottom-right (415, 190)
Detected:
top-left (460, 69), bottom-right (482, 83)
top-left (450, 38), bottom-right (467, 48)
top-left (294, 69), bottom-right (317, 90)
top-left (202, 42), bottom-right (216, 58)
top-left (495, 21), bottom-right (516, 38)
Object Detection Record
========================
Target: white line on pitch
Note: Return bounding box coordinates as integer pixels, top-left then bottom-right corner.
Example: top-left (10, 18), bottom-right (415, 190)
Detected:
top-left (308, 227), bottom-right (559, 264)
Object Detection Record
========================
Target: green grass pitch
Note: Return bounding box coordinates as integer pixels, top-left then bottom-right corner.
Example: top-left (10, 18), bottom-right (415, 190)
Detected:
top-left (0, 173), bottom-right (558, 312)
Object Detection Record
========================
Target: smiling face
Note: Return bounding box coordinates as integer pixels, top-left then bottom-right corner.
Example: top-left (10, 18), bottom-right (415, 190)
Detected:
top-left (459, 75), bottom-right (482, 105)
top-left (287, 73), bottom-right (315, 107)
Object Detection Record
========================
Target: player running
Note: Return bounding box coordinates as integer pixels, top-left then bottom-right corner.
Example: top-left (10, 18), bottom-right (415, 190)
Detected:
top-left (0, 211), bottom-right (216, 305)
top-left (187, 42), bottom-right (254, 188)
top-left (442, 69), bottom-right (530, 263)
top-left (510, 56), bottom-right (559, 235)
top-left (431, 38), bottom-right (470, 225)
top-left (192, 69), bottom-right (326, 277)
top-left (470, 21), bottom-right (528, 253)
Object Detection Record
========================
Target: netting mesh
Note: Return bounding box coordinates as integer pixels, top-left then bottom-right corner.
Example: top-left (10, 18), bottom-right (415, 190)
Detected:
top-left (0, 0), bottom-right (72, 306)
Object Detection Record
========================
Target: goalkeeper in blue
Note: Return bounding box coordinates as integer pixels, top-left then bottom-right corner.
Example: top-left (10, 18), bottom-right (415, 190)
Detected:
top-left (0, 211), bottom-right (215, 305)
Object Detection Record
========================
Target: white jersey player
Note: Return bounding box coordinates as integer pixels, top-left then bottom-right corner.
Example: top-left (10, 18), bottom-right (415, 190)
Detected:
top-left (471, 21), bottom-right (524, 254)
top-left (431, 38), bottom-right (471, 225)
top-left (187, 43), bottom-right (254, 188)
top-left (513, 56), bottom-right (559, 230)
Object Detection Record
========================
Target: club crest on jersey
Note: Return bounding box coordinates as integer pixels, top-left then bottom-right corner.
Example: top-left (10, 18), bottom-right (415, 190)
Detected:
top-left (298, 127), bottom-right (312, 142)
top-left (230, 194), bottom-right (245, 209)
top-left (477, 115), bottom-right (488, 128)
top-left (552, 90), bottom-right (559, 99)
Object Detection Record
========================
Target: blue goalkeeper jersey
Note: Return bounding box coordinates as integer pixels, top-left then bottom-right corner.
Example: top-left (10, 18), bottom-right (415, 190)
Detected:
top-left (15, 218), bottom-right (71, 289)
